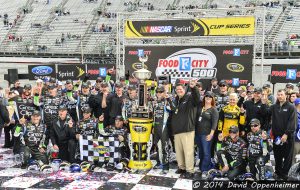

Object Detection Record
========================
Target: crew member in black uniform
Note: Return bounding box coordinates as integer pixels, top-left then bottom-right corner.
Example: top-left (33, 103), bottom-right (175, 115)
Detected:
top-left (50, 106), bottom-right (76, 163)
top-left (216, 125), bottom-right (247, 180)
top-left (63, 80), bottom-right (79, 122)
top-left (77, 82), bottom-right (91, 121)
top-left (104, 82), bottom-right (125, 125)
top-left (152, 86), bottom-right (171, 173)
top-left (122, 85), bottom-right (138, 122)
top-left (34, 85), bottom-right (63, 146)
top-left (14, 111), bottom-right (48, 168)
top-left (247, 118), bottom-right (272, 180)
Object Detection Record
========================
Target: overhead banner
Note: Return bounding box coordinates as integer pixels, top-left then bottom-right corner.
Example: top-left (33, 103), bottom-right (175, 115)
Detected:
top-left (125, 16), bottom-right (255, 38)
top-left (57, 64), bottom-right (86, 81)
top-left (125, 46), bottom-right (253, 85)
top-left (271, 64), bottom-right (300, 83)
top-left (28, 65), bottom-right (56, 80)
top-left (28, 64), bottom-right (117, 81)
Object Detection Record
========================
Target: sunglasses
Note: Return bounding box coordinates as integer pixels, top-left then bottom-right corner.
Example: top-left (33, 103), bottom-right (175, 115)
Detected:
top-left (251, 124), bottom-right (259, 127)
top-left (229, 131), bottom-right (238, 134)
top-left (219, 85), bottom-right (226, 87)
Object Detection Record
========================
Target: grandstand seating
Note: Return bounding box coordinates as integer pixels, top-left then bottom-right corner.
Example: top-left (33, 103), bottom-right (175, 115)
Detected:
top-left (0, 0), bottom-right (298, 55)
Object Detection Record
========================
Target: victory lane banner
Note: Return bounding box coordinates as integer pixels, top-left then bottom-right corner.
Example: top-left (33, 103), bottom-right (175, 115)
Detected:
top-left (271, 64), bottom-right (300, 83)
top-left (125, 46), bottom-right (253, 85)
top-left (125, 16), bottom-right (255, 38)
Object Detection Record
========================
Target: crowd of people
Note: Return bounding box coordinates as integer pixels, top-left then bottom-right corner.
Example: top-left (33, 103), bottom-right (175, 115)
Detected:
top-left (0, 75), bottom-right (299, 181)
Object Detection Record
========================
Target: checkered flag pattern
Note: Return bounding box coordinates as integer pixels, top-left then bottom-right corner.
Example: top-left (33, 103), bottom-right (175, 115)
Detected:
top-left (161, 69), bottom-right (190, 77)
top-left (79, 135), bottom-right (120, 163)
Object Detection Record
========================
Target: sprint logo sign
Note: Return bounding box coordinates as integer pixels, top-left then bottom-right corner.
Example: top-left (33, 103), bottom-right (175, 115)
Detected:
top-left (76, 66), bottom-right (85, 78)
top-left (57, 64), bottom-right (86, 80)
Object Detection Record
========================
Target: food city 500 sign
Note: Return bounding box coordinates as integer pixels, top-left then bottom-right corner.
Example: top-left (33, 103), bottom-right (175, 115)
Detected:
top-left (125, 16), bottom-right (255, 38)
top-left (124, 46), bottom-right (253, 85)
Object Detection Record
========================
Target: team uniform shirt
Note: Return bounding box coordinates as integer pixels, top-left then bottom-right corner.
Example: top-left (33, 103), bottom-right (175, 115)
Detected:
top-left (218, 105), bottom-right (246, 137)
top-left (76, 118), bottom-right (99, 138)
top-left (247, 130), bottom-right (272, 157)
top-left (221, 136), bottom-right (247, 167)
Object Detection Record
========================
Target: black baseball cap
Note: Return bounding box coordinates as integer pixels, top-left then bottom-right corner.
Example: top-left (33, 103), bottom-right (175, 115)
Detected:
top-left (156, 86), bottom-right (165, 93)
top-left (58, 105), bottom-right (67, 111)
top-left (24, 84), bottom-right (32, 90)
top-left (250, 118), bottom-right (260, 125)
top-left (119, 76), bottom-right (126, 81)
top-left (229, 125), bottom-right (239, 133)
top-left (49, 78), bottom-right (56, 83)
top-left (115, 82), bottom-right (123, 88)
top-left (204, 91), bottom-right (214, 98)
top-left (32, 110), bottom-right (41, 116)
top-left (219, 80), bottom-right (227, 86)
top-left (128, 85), bottom-right (137, 91)
top-left (96, 77), bottom-right (103, 83)
top-left (247, 82), bottom-right (254, 87)
top-left (101, 82), bottom-right (109, 88)
top-left (81, 83), bottom-right (89, 88)
top-left (65, 80), bottom-right (73, 85)
top-left (115, 115), bottom-right (124, 121)
top-left (211, 77), bottom-right (218, 82)
top-left (196, 82), bottom-right (203, 88)
top-left (262, 84), bottom-right (271, 89)
top-left (48, 85), bottom-right (57, 90)
top-left (82, 107), bottom-right (92, 113)
top-left (286, 83), bottom-right (294, 89)
top-left (253, 87), bottom-right (262, 93)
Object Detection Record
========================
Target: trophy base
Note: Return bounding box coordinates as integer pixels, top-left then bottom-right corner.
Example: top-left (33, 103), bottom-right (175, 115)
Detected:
top-left (131, 110), bottom-right (153, 119)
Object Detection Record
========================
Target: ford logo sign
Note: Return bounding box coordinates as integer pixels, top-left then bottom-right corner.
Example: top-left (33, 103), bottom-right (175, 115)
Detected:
top-left (32, 66), bottom-right (53, 75)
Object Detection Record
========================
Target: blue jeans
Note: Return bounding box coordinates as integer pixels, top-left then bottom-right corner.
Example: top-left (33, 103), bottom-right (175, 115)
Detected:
top-left (195, 134), bottom-right (212, 172)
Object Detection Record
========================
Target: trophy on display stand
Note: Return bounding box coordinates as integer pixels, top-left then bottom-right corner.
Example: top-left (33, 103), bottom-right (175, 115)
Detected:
top-left (128, 53), bottom-right (154, 170)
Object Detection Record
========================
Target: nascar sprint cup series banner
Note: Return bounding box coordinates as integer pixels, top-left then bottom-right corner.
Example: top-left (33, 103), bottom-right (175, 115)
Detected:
top-left (124, 46), bottom-right (253, 85)
top-left (125, 16), bottom-right (255, 38)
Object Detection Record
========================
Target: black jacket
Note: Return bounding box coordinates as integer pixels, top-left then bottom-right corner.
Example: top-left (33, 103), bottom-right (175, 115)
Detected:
top-left (89, 92), bottom-right (104, 118)
top-left (0, 103), bottom-right (10, 126)
top-left (239, 98), bottom-right (268, 132)
top-left (50, 118), bottom-right (76, 146)
top-left (169, 87), bottom-right (200, 135)
top-left (262, 101), bottom-right (297, 138)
